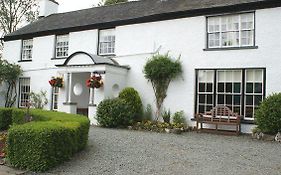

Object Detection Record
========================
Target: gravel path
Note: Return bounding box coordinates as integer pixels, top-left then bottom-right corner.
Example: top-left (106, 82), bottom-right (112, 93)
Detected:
top-left (28, 126), bottom-right (281, 175)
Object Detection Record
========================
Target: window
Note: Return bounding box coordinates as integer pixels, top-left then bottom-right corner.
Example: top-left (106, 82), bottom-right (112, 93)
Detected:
top-left (98, 29), bottom-right (115, 55)
top-left (56, 35), bottom-right (69, 58)
top-left (196, 69), bottom-right (265, 120)
top-left (19, 78), bottom-right (30, 107)
top-left (207, 13), bottom-right (254, 48)
top-left (21, 39), bottom-right (33, 60)
top-left (52, 87), bottom-right (59, 110)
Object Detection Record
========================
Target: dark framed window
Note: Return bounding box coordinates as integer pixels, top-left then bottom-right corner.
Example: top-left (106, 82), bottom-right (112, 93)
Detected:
top-left (55, 34), bottom-right (69, 58)
top-left (19, 77), bottom-right (31, 107)
top-left (98, 29), bottom-right (115, 55)
top-left (207, 12), bottom-right (255, 48)
top-left (196, 68), bottom-right (265, 120)
top-left (21, 39), bottom-right (33, 60)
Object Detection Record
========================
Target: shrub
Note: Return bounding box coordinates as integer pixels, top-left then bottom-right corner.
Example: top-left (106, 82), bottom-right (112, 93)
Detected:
top-left (119, 87), bottom-right (143, 122)
top-left (172, 111), bottom-right (186, 125)
top-left (162, 109), bottom-right (171, 123)
top-left (96, 98), bottom-right (133, 128)
top-left (255, 93), bottom-right (281, 134)
top-left (0, 108), bottom-right (13, 131)
top-left (1, 108), bottom-right (90, 172)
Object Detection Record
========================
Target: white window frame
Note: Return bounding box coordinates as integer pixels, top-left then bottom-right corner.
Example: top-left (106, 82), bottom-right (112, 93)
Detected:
top-left (55, 34), bottom-right (69, 58)
top-left (207, 12), bottom-right (255, 49)
top-left (98, 29), bottom-right (115, 55)
top-left (19, 77), bottom-right (31, 108)
top-left (52, 87), bottom-right (59, 110)
top-left (21, 39), bottom-right (33, 61)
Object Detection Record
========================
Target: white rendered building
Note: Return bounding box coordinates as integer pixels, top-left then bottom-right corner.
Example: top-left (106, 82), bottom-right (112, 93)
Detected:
top-left (2, 0), bottom-right (281, 133)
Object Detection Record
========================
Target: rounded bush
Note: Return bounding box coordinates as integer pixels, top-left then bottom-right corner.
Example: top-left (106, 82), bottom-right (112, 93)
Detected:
top-left (255, 93), bottom-right (281, 134)
top-left (119, 87), bottom-right (143, 121)
top-left (2, 109), bottom-right (90, 172)
top-left (96, 98), bottom-right (133, 128)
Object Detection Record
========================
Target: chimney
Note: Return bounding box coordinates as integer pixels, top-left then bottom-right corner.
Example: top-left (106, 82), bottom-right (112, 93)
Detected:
top-left (39, 0), bottom-right (59, 18)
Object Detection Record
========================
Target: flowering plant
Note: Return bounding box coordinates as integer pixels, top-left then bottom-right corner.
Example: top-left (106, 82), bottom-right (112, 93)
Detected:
top-left (49, 77), bottom-right (63, 88)
top-left (86, 74), bottom-right (103, 88)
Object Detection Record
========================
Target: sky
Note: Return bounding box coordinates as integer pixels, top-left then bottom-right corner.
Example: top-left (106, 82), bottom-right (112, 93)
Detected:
top-left (56, 0), bottom-right (100, 13)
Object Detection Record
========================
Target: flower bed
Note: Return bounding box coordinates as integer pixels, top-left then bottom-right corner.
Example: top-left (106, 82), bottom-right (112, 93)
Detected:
top-left (131, 121), bottom-right (191, 134)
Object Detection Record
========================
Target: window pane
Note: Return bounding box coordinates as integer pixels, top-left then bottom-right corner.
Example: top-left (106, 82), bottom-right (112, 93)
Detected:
top-left (199, 95), bottom-right (205, 103)
top-left (226, 83), bottom-right (232, 93)
top-left (226, 95), bottom-right (232, 105)
top-left (218, 94), bottom-right (224, 104)
top-left (254, 83), bottom-right (262, 93)
top-left (254, 95), bottom-right (262, 106)
top-left (206, 83), bottom-right (213, 92)
top-left (246, 95), bottom-right (253, 105)
top-left (234, 83), bottom-right (241, 93)
top-left (246, 83), bottom-right (253, 93)
top-left (218, 83), bottom-right (224, 92)
top-left (234, 95), bottom-right (241, 105)
top-left (199, 105), bottom-right (205, 113)
top-left (207, 95), bottom-right (213, 104)
top-left (241, 13), bottom-right (254, 30)
top-left (245, 107), bottom-right (253, 118)
top-left (199, 83), bottom-right (205, 92)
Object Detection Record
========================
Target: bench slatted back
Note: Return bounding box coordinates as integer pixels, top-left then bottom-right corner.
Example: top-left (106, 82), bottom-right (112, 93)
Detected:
top-left (205, 106), bottom-right (239, 123)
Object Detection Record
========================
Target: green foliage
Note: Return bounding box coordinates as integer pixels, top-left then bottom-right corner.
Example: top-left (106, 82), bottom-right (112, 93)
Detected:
top-left (255, 93), bottom-right (281, 134)
top-left (162, 108), bottom-right (171, 123)
top-left (143, 53), bottom-right (182, 120)
top-left (30, 90), bottom-right (48, 109)
top-left (0, 108), bottom-right (90, 172)
top-left (98, 0), bottom-right (128, 6)
top-left (133, 120), bottom-right (186, 133)
top-left (172, 111), bottom-right (186, 125)
top-left (0, 108), bottom-right (13, 131)
top-left (0, 60), bottom-right (22, 107)
top-left (143, 104), bottom-right (153, 121)
top-left (119, 87), bottom-right (143, 122)
top-left (96, 98), bottom-right (133, 128)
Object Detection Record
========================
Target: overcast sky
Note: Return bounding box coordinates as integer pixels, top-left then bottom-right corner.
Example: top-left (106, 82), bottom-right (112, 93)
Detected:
top-left (56, 0), bottom-right (100, 13)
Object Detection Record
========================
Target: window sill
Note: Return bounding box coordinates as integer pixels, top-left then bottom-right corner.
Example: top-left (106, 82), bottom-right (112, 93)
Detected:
top-left (191, 118), bottom-right (255, 125)
top-left (98, 54), bottom-right (116, 57)
top-left (18, 60), bottom-right (32, 62)
top-left (51, 57), bottom-right (68, 60)
top-left (203, 46), bottom-right (258, 51)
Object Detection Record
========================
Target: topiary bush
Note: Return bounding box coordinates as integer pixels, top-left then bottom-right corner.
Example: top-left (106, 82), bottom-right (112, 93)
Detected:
top-left (96, 98), bottom-right (133, 128)
top-left (119, 87), bottom-right (143, 122)
top-left (255, 93), bottom-right (281, 134)
top-left (0, 108), bottom-right (13, 131)
top-left (0, 108), bottom-right (90, 172)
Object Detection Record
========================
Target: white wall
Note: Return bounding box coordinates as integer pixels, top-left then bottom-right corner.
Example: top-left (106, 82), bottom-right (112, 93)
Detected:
top-left (2, 7), bottom-right (281, 132)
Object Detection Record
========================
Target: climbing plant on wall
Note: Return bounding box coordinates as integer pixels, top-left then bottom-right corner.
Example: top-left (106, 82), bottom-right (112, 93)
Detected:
top-left (143, 53), bottom-right (182, 121)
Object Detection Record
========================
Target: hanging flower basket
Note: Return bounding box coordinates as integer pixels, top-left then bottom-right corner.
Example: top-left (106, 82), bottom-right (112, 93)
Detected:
top-left (86, 74), bottom-right (103, 89)
top-left (49, 77), bottom-right (64, 88)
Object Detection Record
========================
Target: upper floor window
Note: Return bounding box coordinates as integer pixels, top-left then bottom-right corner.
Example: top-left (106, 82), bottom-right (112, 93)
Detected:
top-left (98, 29), bottom-right (115, 55)
top-left (56, 34), bottom-right (69, 58)
top-left (207, 12), bottom-right (255, 48)
top-left (21, 39), bottom-right (33, 60)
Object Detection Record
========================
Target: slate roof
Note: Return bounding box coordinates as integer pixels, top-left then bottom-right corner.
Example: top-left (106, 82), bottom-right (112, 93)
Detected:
top-left (4, 0), bottom-right (281, 41)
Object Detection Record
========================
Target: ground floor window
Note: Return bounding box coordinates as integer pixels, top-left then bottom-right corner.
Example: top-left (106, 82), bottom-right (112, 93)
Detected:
top-left (52, 87), bottom-right (59, 110)
top-left (19, 77), bottom-right (30, 107)
top-left (196, 68), bottom-right (265, 120)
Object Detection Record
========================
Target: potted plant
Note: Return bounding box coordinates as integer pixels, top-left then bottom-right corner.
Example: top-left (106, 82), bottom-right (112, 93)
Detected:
top-left (49, 77), bottom-right (64, 88)
top-left (86, 74), bottom-right (103, 89)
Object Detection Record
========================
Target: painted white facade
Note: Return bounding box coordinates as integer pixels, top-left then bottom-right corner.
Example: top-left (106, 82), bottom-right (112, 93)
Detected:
top-left (2, 6), bottom-right (281, 133)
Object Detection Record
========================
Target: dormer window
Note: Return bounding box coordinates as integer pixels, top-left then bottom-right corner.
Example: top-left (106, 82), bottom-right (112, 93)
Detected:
top-left (207, 12), bottom-right (255, 49)
top-left (56, 34), bottom-right (69, 58)
top-left (21, 39), bottom-right (33, 61)
top-left (98, 29), bottom-right (115, 55)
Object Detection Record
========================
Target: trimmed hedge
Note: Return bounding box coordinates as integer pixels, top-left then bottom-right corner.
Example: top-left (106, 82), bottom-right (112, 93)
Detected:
top-left (119, 87), bottom-right (143, 122)
top-left (96, 98), bottom-right (133, 128)
top-left (255, 93), bottom-right (281, 134)
top-left (1, 108), bottom-right (90, 172)
top-left (0, 108), bottom-right (13, 130)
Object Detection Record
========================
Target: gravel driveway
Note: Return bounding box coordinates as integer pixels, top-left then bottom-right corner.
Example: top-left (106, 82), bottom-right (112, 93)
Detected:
top-left (29, 126), bottom-right (281, 175)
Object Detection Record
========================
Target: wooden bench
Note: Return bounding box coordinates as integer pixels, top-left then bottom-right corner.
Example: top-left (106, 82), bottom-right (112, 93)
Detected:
top-left (196, 106), bottom-right (242, 135)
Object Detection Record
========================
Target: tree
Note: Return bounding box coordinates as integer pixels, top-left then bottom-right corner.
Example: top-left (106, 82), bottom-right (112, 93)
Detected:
top-left (143, 53), bottom-right (182, 121)
top-left (98, 0), bottom-right (128, 6)
top-left (0, 0), bottom-right (38, 52)
top-left (0, 59), bottom-right (22, 107)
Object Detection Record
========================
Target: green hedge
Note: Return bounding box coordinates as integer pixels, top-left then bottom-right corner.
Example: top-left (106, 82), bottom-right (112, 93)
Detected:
top-left (0, 108), bottom-right (13, 130)
top-left (1, 108), bottom-right (90, 172)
